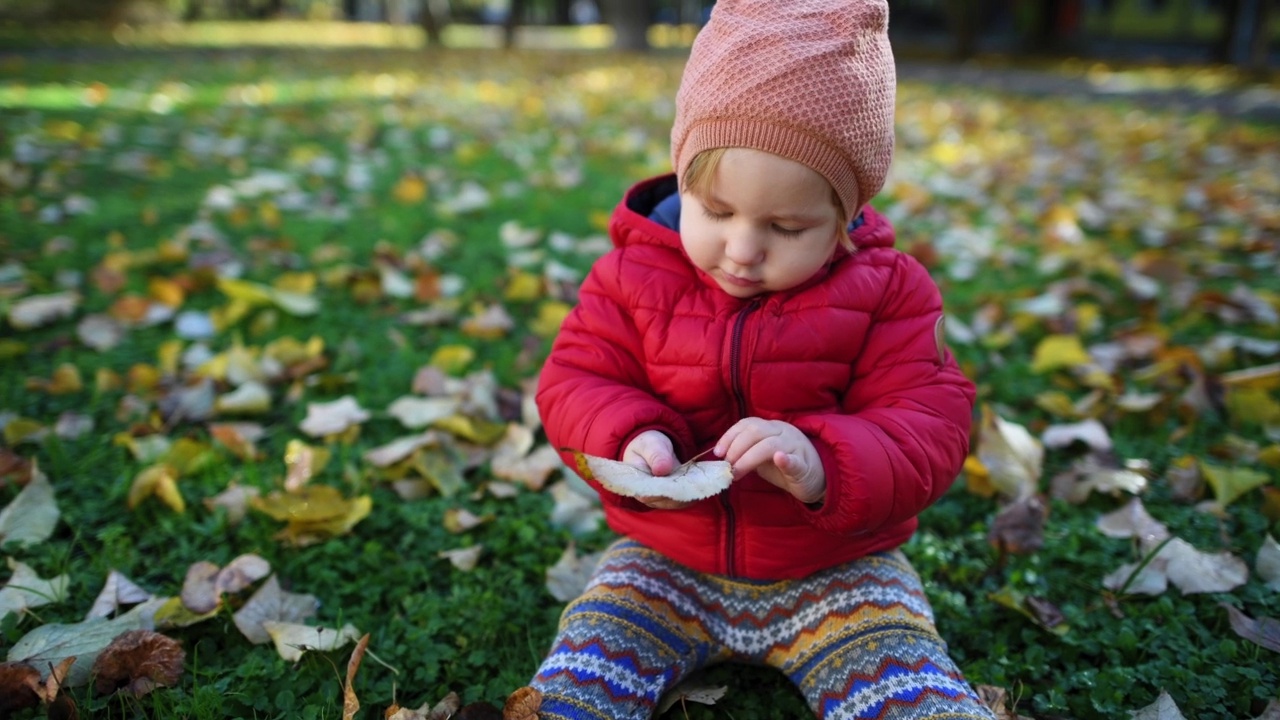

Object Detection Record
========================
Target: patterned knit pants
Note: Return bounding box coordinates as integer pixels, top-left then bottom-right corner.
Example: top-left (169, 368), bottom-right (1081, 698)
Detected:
top-left (531, 539), bottom-right (995, 720)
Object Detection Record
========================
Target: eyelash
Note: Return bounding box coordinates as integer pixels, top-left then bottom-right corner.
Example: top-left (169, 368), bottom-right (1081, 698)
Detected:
top-left (701, 208), bottom-right (805, 237)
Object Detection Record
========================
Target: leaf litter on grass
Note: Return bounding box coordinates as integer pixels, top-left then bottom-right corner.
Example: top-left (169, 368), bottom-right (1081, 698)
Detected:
top-left (1, 48), bottom-right (1279, 717)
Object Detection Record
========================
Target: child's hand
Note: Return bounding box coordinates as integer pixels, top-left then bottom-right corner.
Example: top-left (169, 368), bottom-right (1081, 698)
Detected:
top-left (715, 418), bottom-right (826, 505)
top-left (621, 431), bottom-right (690, 510)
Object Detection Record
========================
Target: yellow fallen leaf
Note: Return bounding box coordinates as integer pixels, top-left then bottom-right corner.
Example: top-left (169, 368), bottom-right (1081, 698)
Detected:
top-left (393, 173), bottom-right (428, 204)
top-left (215, 381), bottom-right (273, 415)
top-left (460, 303), bottom-right (514, 340)
top-left (148, 277), bottom-right (185, 308)
top-left (153, 596), bottom-right (220, 629)
top-left (1224, 387), bottom-right (1280, 426)
top-left (1199, 461), bottom-right (1271, 508)
top-left (128, 464), bottom-right (185, 513)
top-left (2, 418), bottom-right (46, 446)
top-left (975, 405), bottom-right (1043, 501)
top-left (433, 415), bottom-right (507, 445)
top-left (531, 300), bottom-right (572, 338)
top-left (275, 495), bottom-right (372, 547)
top-left (1030, 335), bottom-right (1092, 374)
top-left (252, 485), bottom-right (351, 522)
top-left (274, 272), bottom-right (317, 296)
top-left (429, 345), bottom-right (474, 374)
top-left (503, 270), bottom-right (544, 302)
top-left (963, 455), bottom-right (996, 498)
top-left (284, 440), bottom-right (331, 491)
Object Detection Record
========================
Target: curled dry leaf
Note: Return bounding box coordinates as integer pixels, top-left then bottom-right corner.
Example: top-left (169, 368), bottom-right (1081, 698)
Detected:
top-left (233, 575), bottom-right (320, 645)
top-left (1096, 498), bottom-right (1170, 546)
top-left (386, 691), bottom-right (463, 720)
top-left (655, 681), bottom-right (728, 715)
top-left (342, 633), bottom-right (371, 720)
top-left (0, 661), bottom-right (41, 715)
top-left (203, 481), bottom-right (261, 525)
top-left (1258, 534), bottom-right (1280, 591)
top-left (364, 431), bottom-right (441, 467)
top-left (180, 554), bottom-right (271, 613)
top-left (569, 450), bottom-right (732, 502)
top-left (91, 629), bottom-right (184, 698)
top-left (502, 686), bottom-right (542, 720)
top-left (443, 508), bottom-right (492, 534)
top-left (299, 395), bottom-right (370, 437)
top-left (215, 380), bottom-right (272, 415)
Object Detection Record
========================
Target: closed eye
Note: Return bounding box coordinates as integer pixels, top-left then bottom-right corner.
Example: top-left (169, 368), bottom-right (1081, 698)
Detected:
top-left (772, 224), bottom-right (804, 237)
top-left (701, 207), bottom-right (731, 221)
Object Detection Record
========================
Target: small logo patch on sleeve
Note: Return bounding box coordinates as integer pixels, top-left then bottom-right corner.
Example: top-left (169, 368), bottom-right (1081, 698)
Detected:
top-left (934, 315), bottom-right (947, 364)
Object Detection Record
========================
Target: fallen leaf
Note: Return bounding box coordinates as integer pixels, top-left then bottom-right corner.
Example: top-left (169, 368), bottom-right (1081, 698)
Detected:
top-left (545, 542), bottom-right (604, 603)
top-left (1221, 603), bottom-right (1280, 653)
top-left (208, 422), bottom-right (265, 461)
top-left (502, 686), bottom-right (542, 720)
top-left (1041, 419), bottom-right (1112, 452)
top-left (342, 633), bottom-right (371, 720)
top-left (988, 585), bottom-right (1069, 635)
top-left (569, 450), bottom-right (732, 502)
top-left (364, 432), bottom-right (441, 467)
top-left (86, 571), bottom-right (152, 620)
top-left (655, 681), bottom-right (728, 714)
top-left (387, 396), bottom-right (461, 429)
top-left (1096, 498), bottom-right (1170, 546)
top-left (0, 661), bottom-right (41, 714)
top-left (203, 481), bottom-right (261, 525)
top-left (1129, 690), bottom-right (1187, 720)
top-left (1199, 461), bottom-right (1270, 508)
top-left (262, 621), bottom-right (361, 662)
top-left (299, 395), bottom-right (370, 437)
top-left (974, 406), bottom-right (1043, 501)
top-left (1258, 534), bottom-right (1280, 591)
top-left (8, 291), bottom-right (79, 330)
top-left (215, 381), bottom-right (272, 415)
top-left (438, 545), bottom-right (483, 571)
top-left (180, 554), bottom-right (270, 613)
top-left (548, 480), bottom-right (604, 536)
top-left (987, 495), bottom-right (1048, 554)
top-left (76, 314), bottom-right (125, 351)
top-left (232, 575), bottom-right (320, 645)
top-left (443, 508), bottom-right (491, 534)
top-left (1030, 334), bottom-right (1092, 374)
top-left (0, 463), bottom-right (59, 546)
top-left (0, 559), bottom-right (70, 623)
top-left (127, 464), bottom-right (184, 513)
top-left (6, 613), bottom-right (149, 687)
top-left (91, 629), bottom-right (184, 698)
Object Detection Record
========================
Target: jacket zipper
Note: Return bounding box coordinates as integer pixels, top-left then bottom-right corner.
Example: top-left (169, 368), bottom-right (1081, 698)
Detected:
top-left (722, 298), bottom-right (760, 577)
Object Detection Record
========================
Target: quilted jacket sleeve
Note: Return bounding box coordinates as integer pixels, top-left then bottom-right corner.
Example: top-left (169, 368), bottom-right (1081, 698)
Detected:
top-left (536, 249), bottom-right (695, 506)
top-left (791, 251), bottom-right (975, 536)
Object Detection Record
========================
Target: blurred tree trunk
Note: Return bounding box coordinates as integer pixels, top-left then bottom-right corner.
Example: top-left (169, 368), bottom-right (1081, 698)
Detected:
top-left (420, 0), bottom-right (446, 45)
top-left (945, 0), bottom-right (981, 60)
top-left (184, 0), bottom-right (206, 20)
top-left (601, 0), bottom-right (650, 50)
top-left (1213, 0), bottom-right (1270, 71)
top-left (503, 0), bottom-right (526, 48)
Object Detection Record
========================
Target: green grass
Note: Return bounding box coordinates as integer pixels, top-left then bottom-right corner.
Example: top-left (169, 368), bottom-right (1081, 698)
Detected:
top-left (1, 47), bottom-right (1279, 720)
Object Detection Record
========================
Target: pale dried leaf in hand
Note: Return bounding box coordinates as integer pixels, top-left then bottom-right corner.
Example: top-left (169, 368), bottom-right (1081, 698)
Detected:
top-left (572, 451), bottom-right (732, 502)
top-left (545, 542), bottom-right (604, 603)
top-left (263, 621), bottom-right (362, 662)
top-left (1128, 690), bottom-right (1187, 720)
top-left (87, 571), bottom-right (153, 620)
top-left (233, 575), bottom-right (320, 644)
top-left (1258, 534), bottom-right (1280, 591)
top-left (0, 464), bottom-right (59, 547)
top-left (299, 395), bottom-right (370, 437)
top-left (1096, 498), bottom-right (1170, 545)
top-left (0, 559), bottom-right (70, 623)
top-left (975, 406), bottom-right (1043, 501)
top-left (91, 629), bottom-right (184, 698)
top-left (438, 545), bottom-right (484, 571)
top-left (1221, 603), bottom-right (1280, 653)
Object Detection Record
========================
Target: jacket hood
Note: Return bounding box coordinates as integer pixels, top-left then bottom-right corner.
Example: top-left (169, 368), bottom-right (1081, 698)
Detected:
top-left (611, 173), bottom-right (897, 253)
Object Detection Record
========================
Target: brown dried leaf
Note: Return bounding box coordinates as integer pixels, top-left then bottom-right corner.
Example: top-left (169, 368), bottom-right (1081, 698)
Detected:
top-left (502, 686), bottom-right (542, 720)
top-left (216, 554), bottom-right (271, 595)
top-left (0, 661), bottom-right (41, 714)
top-left (987, 495), bottom-right (1048, 554)
top-left (90, 629), bottom-right (184, 698)
top-left (342, 634), bottom-right (371, 720)
top-left (179, 561), bottom-right (221, 614)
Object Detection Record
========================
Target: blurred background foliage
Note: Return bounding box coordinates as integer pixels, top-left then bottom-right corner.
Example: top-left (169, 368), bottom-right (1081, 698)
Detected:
top-left (0, 0), bottom-right (1276, 70)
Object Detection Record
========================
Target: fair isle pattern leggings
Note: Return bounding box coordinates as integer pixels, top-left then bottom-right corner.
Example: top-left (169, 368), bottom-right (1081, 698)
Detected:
top-left (530, 539), bottom-right (995, 720)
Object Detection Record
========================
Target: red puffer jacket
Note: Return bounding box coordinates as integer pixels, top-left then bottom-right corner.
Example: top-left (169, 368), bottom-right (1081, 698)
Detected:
top-left (537, 175), bottom-right (975, 580)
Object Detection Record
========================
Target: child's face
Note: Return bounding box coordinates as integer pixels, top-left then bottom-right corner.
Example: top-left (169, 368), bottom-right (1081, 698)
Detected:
top-left (680, 148), bottom-right (844, 299)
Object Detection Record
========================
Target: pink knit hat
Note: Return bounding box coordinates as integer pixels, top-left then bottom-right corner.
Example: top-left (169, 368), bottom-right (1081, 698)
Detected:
top-left (671, 0), bottom-right (896, 222)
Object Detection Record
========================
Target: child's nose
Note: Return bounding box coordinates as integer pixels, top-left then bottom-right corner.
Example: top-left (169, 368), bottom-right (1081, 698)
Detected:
top-left (724, 230), bottom-right (765, 266)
